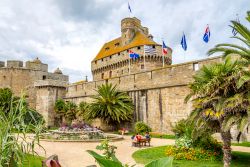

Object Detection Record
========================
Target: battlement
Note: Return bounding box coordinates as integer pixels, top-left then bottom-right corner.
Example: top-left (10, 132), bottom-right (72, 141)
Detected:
top-left (0, 58), bottom-right (48, 72)
top-left (66, 56), bottom-right (222, 98)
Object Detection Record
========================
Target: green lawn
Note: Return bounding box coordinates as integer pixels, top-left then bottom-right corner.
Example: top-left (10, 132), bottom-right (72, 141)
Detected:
top-left (132, 146), bottom-right (250, 167)
top-left (232, 142), bottom-right (250, 147)
top-left (23, 154), bottom-right (44, 167)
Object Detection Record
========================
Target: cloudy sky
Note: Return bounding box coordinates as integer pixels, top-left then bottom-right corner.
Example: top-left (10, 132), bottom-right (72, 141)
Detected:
top-left (0, 0), bottom-right (248, 82)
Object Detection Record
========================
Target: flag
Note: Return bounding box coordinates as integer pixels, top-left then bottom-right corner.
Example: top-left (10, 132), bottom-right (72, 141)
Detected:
top-left (144, 45), bottom-right (157, 55)
top-left (181, 33), bottom-right (187, 51)
top-left (129, 50), bottom-right (139, 59)
top-left (203, 25), bottom-right (211, 43)
top-left (128, 2), bottom-right (132, 13)
top-left (162, 41), bottom-right (168, 55)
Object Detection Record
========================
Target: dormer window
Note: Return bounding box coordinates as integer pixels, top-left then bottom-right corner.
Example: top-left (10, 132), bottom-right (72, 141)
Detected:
top-left (105, 47), bottom-right (110, 51)
top-left (115, 43), bottom-right (120, 47)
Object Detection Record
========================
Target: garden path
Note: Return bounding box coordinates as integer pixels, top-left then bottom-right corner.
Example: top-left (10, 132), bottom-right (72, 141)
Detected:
top-left (35, 136), bottom-right (175, 167)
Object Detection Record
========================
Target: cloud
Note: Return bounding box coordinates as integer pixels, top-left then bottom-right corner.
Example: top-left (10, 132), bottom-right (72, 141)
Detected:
top-left (0, 0), bottom-right (249, 82)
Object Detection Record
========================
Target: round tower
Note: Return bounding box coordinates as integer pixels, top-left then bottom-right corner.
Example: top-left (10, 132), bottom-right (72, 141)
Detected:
top-left (121, 17), bottom-right (141, 45)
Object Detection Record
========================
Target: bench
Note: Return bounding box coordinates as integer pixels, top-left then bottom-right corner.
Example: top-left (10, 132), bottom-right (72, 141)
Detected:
top-left (132, 138), bottom-right (151, 147)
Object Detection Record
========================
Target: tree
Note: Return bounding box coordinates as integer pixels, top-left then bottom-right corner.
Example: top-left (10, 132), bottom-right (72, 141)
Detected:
top-left (64, 101), bottom-right (77, 121)
top-left (208, 11), bottom-right (250, 61)
top-left (76, 101), bottom-right (89, 120)
top-left (84, 84), bottom-right (133, 126)
top-left (185, 57), bottom-right (250, 167)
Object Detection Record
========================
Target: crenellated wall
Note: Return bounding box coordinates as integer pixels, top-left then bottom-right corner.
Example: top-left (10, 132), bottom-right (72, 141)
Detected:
top-left (0, 58), bottom-right (69, 126)
top-left (65, 56), bottom-right (222, 133)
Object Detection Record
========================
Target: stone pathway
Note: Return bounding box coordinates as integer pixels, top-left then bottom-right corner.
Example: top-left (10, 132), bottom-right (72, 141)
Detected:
top-left (36, 136), bottom-right (250, 167)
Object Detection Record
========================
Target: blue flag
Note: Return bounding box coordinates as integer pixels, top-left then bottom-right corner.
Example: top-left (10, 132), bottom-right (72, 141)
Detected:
top-left (128, 2), bottom-right (132, 13)
top-left (129, 50), bottom-right (139, 59)
top-left (181, 33), bottom-right (187, 51)
top-left (203, 25), bottom-right (211, 43)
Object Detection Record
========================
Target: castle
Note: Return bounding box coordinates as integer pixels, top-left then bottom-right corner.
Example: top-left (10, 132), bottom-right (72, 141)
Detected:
top-left (0, 58), bottom-right (68, 126)
top-left (1, 17), bottom-right (248, 139)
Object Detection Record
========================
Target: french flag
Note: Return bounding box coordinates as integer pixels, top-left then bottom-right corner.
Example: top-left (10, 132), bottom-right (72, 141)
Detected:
top-left (162, 41), bottom-right (168, 55)
top-left (203, 25), bottom-right (211, 43)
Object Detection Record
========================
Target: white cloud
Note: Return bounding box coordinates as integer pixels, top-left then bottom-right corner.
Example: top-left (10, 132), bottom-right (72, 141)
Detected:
top-left (0, 0), bottom-right (248, 82)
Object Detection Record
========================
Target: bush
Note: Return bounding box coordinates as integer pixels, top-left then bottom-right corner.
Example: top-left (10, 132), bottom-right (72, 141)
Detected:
top-left (175, 136), bottom-right (192, 148)
top-left (135, 121), bottom-right (152, 134)
top-left (165, 145), bottom-right (222, 161)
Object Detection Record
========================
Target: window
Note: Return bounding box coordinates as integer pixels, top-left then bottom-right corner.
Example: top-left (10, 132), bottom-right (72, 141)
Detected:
top-left (109, 71), bottom-right (112, 78)
top-left (101, 73), bottom-right (104, 79)
top-left (105, 47), bottom-right (110, 51)
top-left (115, 43), bottom-right (120, 47)
top-left (141, 64), bottom-right (145, 69)
top-left (152, 45), bottom-right (155, 49)
top-left (118, 52), bottom-right (120, 56)
top-left (193, 63), bottom-right (199, 71)
top-left (42, 75), bottom-right (46, 80)
top-left (110, 56), bottom-right (112, 59)
top-left (101, 58), bottom-right (103, 62)
top-left (127, 50), bottom-right (129, 53)
top-left (137, 46), bottom-right (141, 50)
top-left (95, 61), bottom-right (97, 64)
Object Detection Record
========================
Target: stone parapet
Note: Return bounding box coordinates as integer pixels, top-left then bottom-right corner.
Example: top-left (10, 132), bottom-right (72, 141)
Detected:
top-left (7, 60), bottom-right (23, 68)
top-left (34, 79), bottom-right (68, 88)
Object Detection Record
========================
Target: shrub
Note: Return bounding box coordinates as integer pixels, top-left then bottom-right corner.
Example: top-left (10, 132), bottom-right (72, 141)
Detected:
top-left (135, 121), bottom-right (152, 134)
top-left (165, 145), bottom-right (222, 161)
top-left (175, 136), bottom-right (192, 148)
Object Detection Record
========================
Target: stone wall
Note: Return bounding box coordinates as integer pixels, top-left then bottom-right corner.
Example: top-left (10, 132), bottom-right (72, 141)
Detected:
top-left (0, 59), bottom-right (69, 125)
top-left (65, 56), bottom-right (222, 132)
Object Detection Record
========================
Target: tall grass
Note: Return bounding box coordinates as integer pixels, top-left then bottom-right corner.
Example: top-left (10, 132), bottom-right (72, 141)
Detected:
top-left (0, 94), bottom-right (44, 167)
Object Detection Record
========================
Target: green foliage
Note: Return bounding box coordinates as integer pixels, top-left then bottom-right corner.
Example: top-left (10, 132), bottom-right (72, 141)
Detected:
top-left (54, 99), bottom-right (79, 122)
top-left (145, 157), bottom-right (173, 167)
top-left (0, 95), bottom-right (44, 167)
top-left (96, 139), bottom-right (118, 160)
top-left (84, 83), bottom-right (133, 124)
top-left (232, 142), bottom-right (250, 147)
top-left (175, 136), bottom-right (192, 148)
top-left (76, 101), bottom-right (89, 120)
top-left (135, 121), bottom-right (152, 134)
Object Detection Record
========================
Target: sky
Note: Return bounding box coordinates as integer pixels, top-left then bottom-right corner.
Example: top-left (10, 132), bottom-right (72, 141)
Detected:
top-left (0, 0), bottom-right (248, 83)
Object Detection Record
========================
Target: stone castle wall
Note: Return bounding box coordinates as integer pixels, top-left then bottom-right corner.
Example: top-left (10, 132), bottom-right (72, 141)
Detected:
top-left (0, 59), bottom-right (69, 126)
top-left (65, 56), bottom-right (222, 133)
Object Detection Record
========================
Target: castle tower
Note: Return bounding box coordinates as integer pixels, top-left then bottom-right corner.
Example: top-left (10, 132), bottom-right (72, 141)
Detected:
top-left (91, 17), bottom-right (172, 81)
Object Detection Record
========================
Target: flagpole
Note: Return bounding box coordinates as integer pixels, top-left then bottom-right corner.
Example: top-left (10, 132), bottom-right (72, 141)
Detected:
top-left (129, 55), bottom-right (131, 74)
top-left (143, 45), bottom-right (146, 71)
top-left (162, 39), bottom-right (165, 67)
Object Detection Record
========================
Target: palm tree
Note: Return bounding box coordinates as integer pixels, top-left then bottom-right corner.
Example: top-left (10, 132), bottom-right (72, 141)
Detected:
top-left (186, 57), bottom-right (250, 167)
top-left (84, 84), bottom-right (133, 127)
top-left (208, 11), bottom-right (250, 61)
top-left (76, 101), bottom-right (89, 120)
top-left (64, 101), bottom-right (78, 121)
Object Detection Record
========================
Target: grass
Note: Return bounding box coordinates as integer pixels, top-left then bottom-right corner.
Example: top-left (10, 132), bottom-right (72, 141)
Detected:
top-left (132, 146), bottom-right (250, 167)
top-left (23, 154), bottom-right (44, 167)
top-left (232, 142), bottom-right (250, 147)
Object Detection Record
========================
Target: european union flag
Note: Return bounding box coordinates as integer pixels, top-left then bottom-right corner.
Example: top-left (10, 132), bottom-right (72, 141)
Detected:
top-left (181, 33), bottom-right (187, 51)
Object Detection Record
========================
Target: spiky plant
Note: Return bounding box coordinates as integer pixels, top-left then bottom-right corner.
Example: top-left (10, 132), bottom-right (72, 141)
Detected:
top-left (76, 101), bottom-right (89, 120)
top-left (0, 94), bottom-right (44, 167)
top-left (186, 56), bottom-right (250, 167)
top-left (84, 84), bottom-right (133, 126)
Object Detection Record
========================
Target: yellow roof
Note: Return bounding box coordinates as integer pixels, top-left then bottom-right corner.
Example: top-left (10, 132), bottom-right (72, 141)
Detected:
top-left (93, 31), bottom-right (160, 61)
